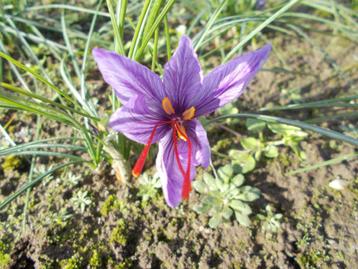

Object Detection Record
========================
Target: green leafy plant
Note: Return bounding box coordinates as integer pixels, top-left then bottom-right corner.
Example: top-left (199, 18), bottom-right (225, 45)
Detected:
top-left (137, 172), bottom-right (161, 203)
top-left (226, 119), bottom-right (279, 174)
top-left (257, 205), bottom-right (283, 236)
top-left (71, 190), bottom-right (92, 213)
top-left (267, 123), bottom-right (307, 159)
top-left (228, 119), bottom-right (308, 174)
top-left (193, 164), bottom-right (260, 228)
top-left (246, 118), bottom-right (307, 160)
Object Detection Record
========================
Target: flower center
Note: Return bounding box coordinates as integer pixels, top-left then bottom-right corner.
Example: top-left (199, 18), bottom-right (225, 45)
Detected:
top-left (131, 97), bottom-right (195, 200)
top-left (162, 96), bottom-right (196, 121)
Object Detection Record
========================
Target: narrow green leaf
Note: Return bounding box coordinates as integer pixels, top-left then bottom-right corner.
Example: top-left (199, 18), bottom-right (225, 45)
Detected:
top-left (128, 0), bottom-right (152, 59)
top-left (0, 51), bottom-right (76, 106)
top-left (163, 15), bottom-right (171, 60)
top-left (193, 0), bottom-right (227, 51)
top-left (143, 0), bottom-right (163, 36)
top-left (118, 0), bottom-right (128, 40)
top-left (80, 0), bottom-right (102, 117)
top-left (224, 0), bottom-right (301, 61)
top-left (0, 143), bottom-right (84, 156)
top-left (151, 27), bottom-right (159, 70)
top-left (260, 95), bottom-right (358, 111)
top-left (135, 0), bottom-right (175, 60)
top-left (209, 113), bottom-right (358, 147)
top-left (1, 82), bottom-right (98, 120)
top-left (106, 0), bottom-right (125, 54)
top-left (287, 153), bottom-right (358, 176)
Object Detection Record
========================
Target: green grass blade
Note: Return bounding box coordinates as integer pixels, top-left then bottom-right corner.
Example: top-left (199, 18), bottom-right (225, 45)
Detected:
top-left (59, 59), bottom-right (95, 116)
top-left (152, 27), bottom-right (159, 70)
top-left (25, 4), bottom-right (110, 17)
top-left (118, 0), bottom-right (128, 40)
top-left (61, 11), bottom-right (81, 79)
top-left (80, 0), bottom-right (102, 117)
top-left (106, 0), bottom-right (125, 54)
top-left (287, 153), bottom-right (358, 176)
top-left (0, 22), bottom-right (67, 50)
top-left (0, 51), bottom-right (77, 106)
top-left (3, 151), bottom-right (84, 160)
top-left (0, 123), bottom-right (16, 147)
top-left (135, 0), bottom-right (175, 60)
top-left (163, 15), bottom-right (171, 60)
top-left (0, 143), bottom-right (85, 156)
top-left (193, 0), bottom-right (227, 51)
top-left (4, 16), bottom-right (54, 83)
top-left (0, 94), bottom-right (80, 128)
top-left (1, 82), bottom-right (99, 120)
top-left (260, 95), bottom-right (358, 111)
top-left (128, 0), bottom-right (152, 59)
top-left (0, 41), bottom-right (30, 91)
top-left (209, 113), bottom-right (358, 147)
top-left (224, 0), bottom-right (301, 61)
top-left (144, 0), bottom-right (163, 37)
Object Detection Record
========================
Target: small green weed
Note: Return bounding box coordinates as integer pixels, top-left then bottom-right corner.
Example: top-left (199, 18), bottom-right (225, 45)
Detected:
top-left (193, 164), bottom-right (260, 228)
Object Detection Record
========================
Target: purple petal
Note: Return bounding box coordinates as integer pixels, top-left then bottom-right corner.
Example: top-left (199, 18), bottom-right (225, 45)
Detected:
top-left (156, 131), bottom-right (196, 207)
top-left (109, 96), bottom-right (168, 144)
top-left (163, 35), bottom-right (203, 111)
top-left (156, 120), bottom-right (210, 207)
top-left (186, 120), bottom-right (211, 168)
top-left (93, 48), bottom-right (165, 105)
top-left (195, 44), bottom-right (271, 116)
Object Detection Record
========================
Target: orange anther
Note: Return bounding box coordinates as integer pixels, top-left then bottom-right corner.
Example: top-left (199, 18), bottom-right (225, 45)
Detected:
top-left (176, 124), bottom-right (188, 141)
top-left (182, 106), bottom-right (195, 120)
top-left (162, 97), bottom-right (175, 115)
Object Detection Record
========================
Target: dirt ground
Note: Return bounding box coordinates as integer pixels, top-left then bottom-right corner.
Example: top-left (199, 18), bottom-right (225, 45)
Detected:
top-left (1, 28), bottom-right (357, 269)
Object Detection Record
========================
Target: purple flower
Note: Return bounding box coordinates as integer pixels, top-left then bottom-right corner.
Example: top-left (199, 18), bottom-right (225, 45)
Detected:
top-left (93, 36), bottom-right (271, 207)
top-left (256, 0), bottom-right (266, 10)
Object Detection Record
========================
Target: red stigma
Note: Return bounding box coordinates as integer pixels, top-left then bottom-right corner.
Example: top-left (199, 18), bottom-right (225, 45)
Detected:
top-left (132, 125), bottom-right (158, 177)
top-left (132, 119), bottom-right (193, 201)
top-left (172, 122), bottom-right (192, 200)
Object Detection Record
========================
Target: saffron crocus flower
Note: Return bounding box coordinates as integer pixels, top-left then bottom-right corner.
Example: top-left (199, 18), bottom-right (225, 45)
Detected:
top-left (93, 36), bottom-right (271, 207)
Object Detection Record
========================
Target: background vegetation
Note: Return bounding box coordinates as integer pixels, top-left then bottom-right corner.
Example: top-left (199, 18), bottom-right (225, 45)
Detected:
top-left (0, 0), bottom-right (357, 268)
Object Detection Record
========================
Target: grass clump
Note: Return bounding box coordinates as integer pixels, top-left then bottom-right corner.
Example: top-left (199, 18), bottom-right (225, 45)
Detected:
top-left (110, 219), bottom-right (127, 246)
top-left (89, 249), bottom-right (102, 268)
top-left (100, 195), bottom-right (123, 217)
top-left (1, 155), bottom-right (21, 173)
top-left (60, 253), bottom-right (83, 269)
top-left (0, 241), bottom-right (11, 269)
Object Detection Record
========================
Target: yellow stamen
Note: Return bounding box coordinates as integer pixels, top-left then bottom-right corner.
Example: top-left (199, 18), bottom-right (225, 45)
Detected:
top-left (182, 106), bottom-right (195, 120)
top-left (162, 97), bottom-right (175, 115)
top-left (177, 124), bottom-right (188, 141)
